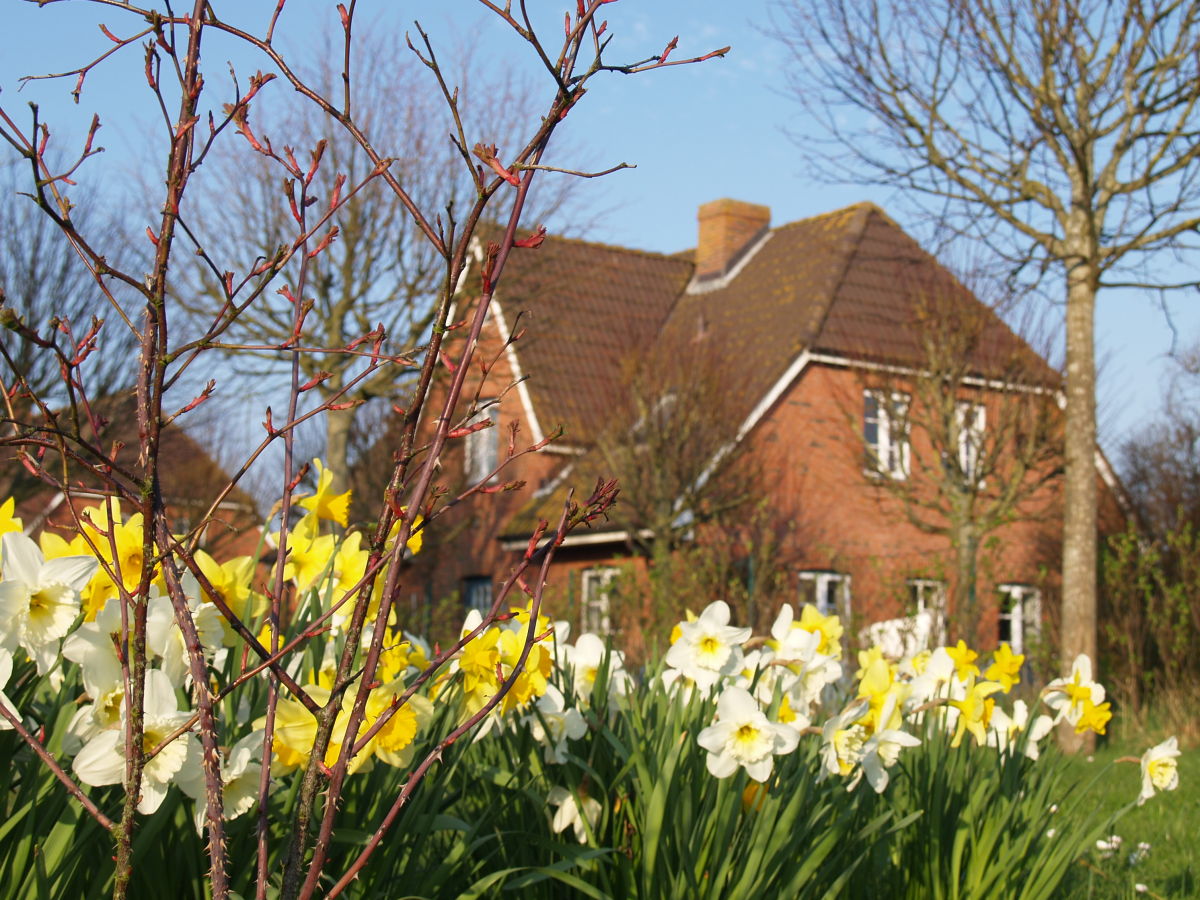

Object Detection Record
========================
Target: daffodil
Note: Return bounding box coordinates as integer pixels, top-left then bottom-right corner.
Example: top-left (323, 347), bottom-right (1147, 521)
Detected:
top-left (698, 685), bottom-right (800, 782)
top-left (564, 632), bottom-right (631, 702)
top-left (820, 699), bottom-right (870, 785)
top-left (0, 647), bottom-right (17, 729)
top-left (524, 684), bottom-right (587, 764)
top-left (945, 640), bottom-right (981, 681)
top-left (195, 551), bottom-right (266, 645)
top-left (298, 459), bottom-right (352, 527)
top-left (664, 600), bottom-right (751, 693)
top-left (1043, 654), bottom-right (1106, 730)
top-left (795, 603), bottom-right (844, 657)
top-left (0, 497), bottom-right (22, 566)
top-left (985, 642), bottom-right (1024, 692)
top-left (1138, 737), bottom-right (1180, 805)
top-left (0, 532), bottom-right (97, 673)
top-left (986, 699), bottom-right (1054, 759)
top-left (860, 696), bottom-right (921, 792)
top-left (177, 731), bottom-right (264, 833)
top-left (73, 668), bottom-right (200, 814)
top-left (948, 677), bottom-right (1004, 748)
top-left (547, 785), bottom-right (601, 843)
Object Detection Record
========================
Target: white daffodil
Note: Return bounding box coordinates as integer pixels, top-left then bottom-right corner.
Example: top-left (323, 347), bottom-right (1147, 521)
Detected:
top-left (820, 699), bottom-right (871, 787)
top-left (0, 532), bottom-right (97, 674)
top-left (1043, 654), bottom-right (1105, 729)
top-left (1138, 736), bottom-right (1181, 806)
top-left (565, 633), bottom-right (631, 702)
top-left (524, 684), bottom-right (587, 764)
top-left (547, 785), bottom-right (601, 844)
top-left (146, 580), bottom-right (225, 688)
top-left (73, 668), bottom-right (200, 814)
top-left (697, 685), bottom-right (800, 782)
top-left (859, 696), bottom-right (920, 792)
top-left (664, 600), bottom-right (751, 693)
top-left (986, 699), bottom-right (1054, 760)
top-left (177, 730), bottom-right (264, 833)
top-left (61, 600), bottom-right (127, 752)
top-left (0, 647), bottom-right (16, 729)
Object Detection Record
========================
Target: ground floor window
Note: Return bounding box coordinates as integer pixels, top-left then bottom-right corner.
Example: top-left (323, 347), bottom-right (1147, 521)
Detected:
top-left (580, 566), bottom-right (619, 634)
top-left (997, 583), bottom-right (1042, 655)
top-left (463, 575), bottom-right (493, 614)
top-left (907, 578), bottom-right (947, 646)
top-left (798, 569), bottom-right (851, 622)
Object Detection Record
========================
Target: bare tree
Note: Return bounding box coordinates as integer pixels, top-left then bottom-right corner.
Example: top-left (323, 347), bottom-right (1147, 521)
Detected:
top-left (775, 0), bottom-right (1200, 703)
top-left (178, 33), bottom-right (585, 489)
top-left (853, 289), bottom-right (1063, 643)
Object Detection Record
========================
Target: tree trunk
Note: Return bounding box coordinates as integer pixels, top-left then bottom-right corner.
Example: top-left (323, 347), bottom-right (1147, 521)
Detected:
top-left (953, 523), bottom-right (979, 645)
top-left (1061, 260), bottom-right (1099, 752)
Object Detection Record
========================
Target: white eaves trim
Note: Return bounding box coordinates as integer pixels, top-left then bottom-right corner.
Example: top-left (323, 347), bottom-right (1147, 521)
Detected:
top-left (500, 527), bottom-right (654, 553)
top-left (489, 296), bottom-right (588, 456)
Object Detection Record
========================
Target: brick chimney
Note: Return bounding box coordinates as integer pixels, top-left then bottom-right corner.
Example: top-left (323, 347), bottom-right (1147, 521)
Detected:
top-left (695, 198), bottom-right (771, 279)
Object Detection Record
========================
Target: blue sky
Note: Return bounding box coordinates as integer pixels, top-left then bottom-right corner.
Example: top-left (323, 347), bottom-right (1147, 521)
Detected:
top-left (3, 0), bottom-right (1197, 458)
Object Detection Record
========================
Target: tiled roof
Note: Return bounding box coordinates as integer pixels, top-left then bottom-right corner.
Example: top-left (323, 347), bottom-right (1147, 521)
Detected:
top-left (492, 235), bottom-right (693, 445)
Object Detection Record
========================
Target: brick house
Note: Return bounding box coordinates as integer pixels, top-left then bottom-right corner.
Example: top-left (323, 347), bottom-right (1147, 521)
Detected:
top-left (410, 200), bottom-right (1125, 658)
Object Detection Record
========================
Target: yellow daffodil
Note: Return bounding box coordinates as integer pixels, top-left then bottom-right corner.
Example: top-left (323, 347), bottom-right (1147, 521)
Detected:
top-left (298, 459), bottom-right (352, 527)
top-left (946, 640), bottom-right (981, 681)
top-left (797, 604), bottom-right (844, 657)
top-left (948, 677), bottom-right (1004, 747)
top-left (985, 642), bottom-right (1024, 692)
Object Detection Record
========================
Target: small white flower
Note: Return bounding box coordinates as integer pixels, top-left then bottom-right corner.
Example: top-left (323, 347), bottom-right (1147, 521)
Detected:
top-left (697, 686), bottom-right (799, 782)
top-left (1135, 883), bottom-right (1148, 894)
top-left (547, 785), bottom-right (600, 843)
top-left (1138, 736), bottom-right (1180, 805)
top-left (1046, 828), bottom-right (1057, 839)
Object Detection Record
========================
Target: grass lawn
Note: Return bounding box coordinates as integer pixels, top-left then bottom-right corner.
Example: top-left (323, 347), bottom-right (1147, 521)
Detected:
top-left (1057, 735), bottom-right (1198, 899)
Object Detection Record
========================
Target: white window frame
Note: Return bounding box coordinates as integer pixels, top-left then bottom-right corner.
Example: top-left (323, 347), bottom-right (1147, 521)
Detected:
top-left (907, 578), bottom-right (947, 646)
top-left (864, 390), bottom-right (910, 480)
top-left (464, 401), bottom-right (500, 483)
top-left (580, 566), bottom-right (619, 634)
top-left (956, 401), bottom-right (986, 486)
top-left (463, 575), bottom-right (493, 614)
top-left (798, 569), bottom-right (852, 622)
top-left (997, 583), bottom-right (1042, 655)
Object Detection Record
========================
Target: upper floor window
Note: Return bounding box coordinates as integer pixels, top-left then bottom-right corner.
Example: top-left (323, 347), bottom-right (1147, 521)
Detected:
top-left (799, 569), bottom-right (852, 622)
top-left (956, 401), bottom-right (986, 485)
top-left (997, 583), bottom-right (1042, 655)
top-left (465, 401), bottom-right (499, 483)
top-left (864, 390), bottom-right (909, 480)
top-left (580, 566), bottom-right (619, 634)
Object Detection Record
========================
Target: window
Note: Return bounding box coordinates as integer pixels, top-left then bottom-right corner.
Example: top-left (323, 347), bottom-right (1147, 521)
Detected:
top-left (956, 402), bottom-right (986, 485)
top-left (798, 569), bottom-right (852, 622)
top-left (464, 401), bottom-right (499, 483)
top-left (864, 390), bottom-right (909, 479)
top-left (580, 566), bottom-right (619, 634)
top-left (907, 578), bottom-right (947, 646)
top-left (997, 583), bottom-right (1042, 655)
top-left (463, 575), bottom-right (493, 614)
